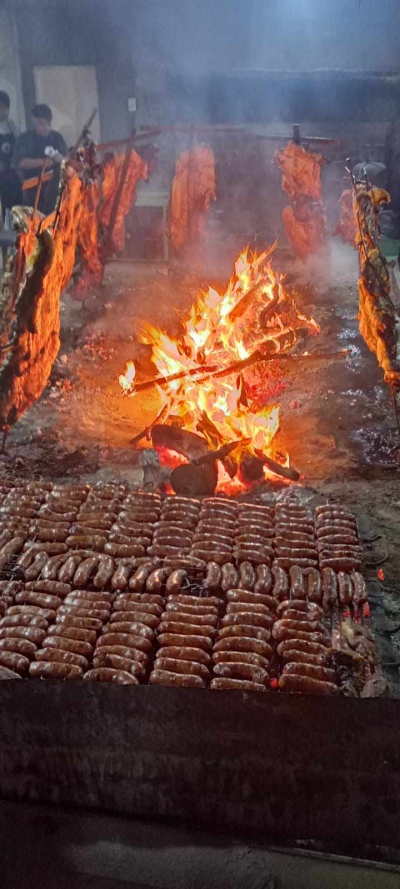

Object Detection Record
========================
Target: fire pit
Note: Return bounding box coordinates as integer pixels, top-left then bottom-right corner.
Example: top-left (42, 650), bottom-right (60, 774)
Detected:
top-left (119, 244), bottom-right (323, 494)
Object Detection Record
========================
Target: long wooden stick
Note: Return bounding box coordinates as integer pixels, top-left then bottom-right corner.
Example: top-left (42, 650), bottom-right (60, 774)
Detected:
top-left (131, 349), bottom-right (350, 394)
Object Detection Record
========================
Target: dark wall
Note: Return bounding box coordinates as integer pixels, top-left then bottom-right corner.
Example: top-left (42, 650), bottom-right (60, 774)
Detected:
top-left (249, 0), bottom-right (400, 73)
top-left (8, 0), bottom-right (400, 135)
top-left (10, 0), bottom-right (135, 140)
top-left (131, 0), bottom-right (400, 125)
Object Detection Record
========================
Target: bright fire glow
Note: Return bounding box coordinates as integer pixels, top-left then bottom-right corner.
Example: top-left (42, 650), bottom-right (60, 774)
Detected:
top-left (120, 244), bottom-right (319, 480)
top-left (119, 361), bottom-right (136, 392)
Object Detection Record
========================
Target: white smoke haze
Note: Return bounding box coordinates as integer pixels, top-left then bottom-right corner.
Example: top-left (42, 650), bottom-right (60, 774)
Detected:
top-left (284, 238), bottom-right (359, 290)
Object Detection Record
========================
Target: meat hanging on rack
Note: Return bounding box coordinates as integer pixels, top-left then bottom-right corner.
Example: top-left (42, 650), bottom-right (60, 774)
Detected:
top-left (99, 149), bottom-right (148, 254)
top-left (275, 141), bottom-right (327, 259)
top-left (168, 144), bottom-right (216, 252)
top-left (352, 182), bottom-right (400, 385)
top-left (0, 167), bottom-right (82, 431)
top-left (335, 189), bottom-right (357, 247)
top-left (74, 180), bottom-right (103, 297)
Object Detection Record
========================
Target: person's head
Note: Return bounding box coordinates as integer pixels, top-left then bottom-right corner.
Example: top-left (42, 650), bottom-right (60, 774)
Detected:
top-left (32, 104), bottom-right (52, 137)
top-left (0, 91), bottom-right (11, 122)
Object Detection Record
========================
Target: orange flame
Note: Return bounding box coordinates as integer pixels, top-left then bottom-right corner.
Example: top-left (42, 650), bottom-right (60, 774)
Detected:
top-left (120, 244), bottom-right (319, 480)
top-left (119, 361), bottom-right (136, 393)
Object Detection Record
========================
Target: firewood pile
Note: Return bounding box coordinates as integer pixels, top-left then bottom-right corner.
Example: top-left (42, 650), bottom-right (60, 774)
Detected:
top-left (0, 478), bottom-right (383, 697)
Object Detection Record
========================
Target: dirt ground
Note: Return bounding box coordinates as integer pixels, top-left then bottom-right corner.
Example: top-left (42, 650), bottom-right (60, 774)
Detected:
top-left (2, 239), bottom-right (400, 591)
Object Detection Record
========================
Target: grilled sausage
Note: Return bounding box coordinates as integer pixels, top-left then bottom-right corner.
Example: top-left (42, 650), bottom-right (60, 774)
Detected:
top-left (84, 668), bottom-right (139, 684)
top-left (351, 572), bottom-right (367, 607)
top-left (272, 566), bottom-right (289, 600)
top-left (96, 633), bottom-right (152, 654)
top-left (213, 636), bottom-right (273, 658)
top-left (166, 569), bottom-right (188, 594)
top-left (157, 633), bottom-right (212, 652)
top-left (204, 562), bottom-right (222, 591)
top-left (212, 650), bottom-right (269, 669)
top-left (321, 567), bottom-right (338, 612)
top-left (288, 566), bottom-right (307, 598)
top-left (73, 557), bottom-right (99, 587)
top-left (238, 561), bottom-right (256, 591)
top-left (29, 661), bottom-right (83, 680)
top-left (129, 563), bottom-right (155, 591)
top-left (210, 677), bottom-right (266, 692)
top-left (154, 645), bottom-right (211, 666)
top-left (146, 568), bottom-right (169, 592)
top-left (277, 637), bottom-right (329, 657)
top-left (44, 636), bottom-right (94, 657)
top-left (226, 589), bottom-right (276, 610)
top-left (254, 564), bottom-right (273, 594)
top-left (213, 661), bottom-right (268, 684)
top-left (0, 650), bottom-right (30, 673)
top-left (282, 662), bottom-right (337, 683)
top-left (337, 572), bottom-right (353, 607)
top-left (92, 556), bottom-right (115, 589)
top-left (154, 657), bottom-right (209, 681)
top-left (279, 673), bottom-right (339, 695)
top-left (149, 669), bottom-right (205, 688)
top-left (221, 563), bottom-right (239, 592)
top-left (93, 652), bottom-right (145, 678)
top-left (55, 614), bottom-right (103, 632)
top-left (35, 647), bottom-right (89, 670)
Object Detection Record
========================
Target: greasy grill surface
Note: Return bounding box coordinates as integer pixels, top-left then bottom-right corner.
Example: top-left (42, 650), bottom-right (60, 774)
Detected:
top-left (0, 481), bottom-right (377, 695)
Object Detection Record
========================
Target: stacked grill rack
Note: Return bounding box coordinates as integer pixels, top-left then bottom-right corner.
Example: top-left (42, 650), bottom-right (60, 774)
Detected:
top-left (0, 480), bottom-right (377, 694)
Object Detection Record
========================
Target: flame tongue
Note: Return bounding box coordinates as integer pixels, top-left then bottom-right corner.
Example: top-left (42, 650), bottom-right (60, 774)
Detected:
top-left (119, 361), bottom-right (136, 392)
top-left (120, 244), bottom-right (319, 480)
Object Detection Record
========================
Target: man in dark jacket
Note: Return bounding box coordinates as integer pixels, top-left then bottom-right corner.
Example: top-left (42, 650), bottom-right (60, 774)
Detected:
top-left (14, 103), bottom-right (67, 214)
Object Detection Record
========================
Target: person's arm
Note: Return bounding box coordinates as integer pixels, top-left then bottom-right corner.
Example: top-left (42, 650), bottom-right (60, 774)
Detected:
top-left (18, 157), bottom-right (52, 170)
top-left (13, 134), bottom-right (52, 171)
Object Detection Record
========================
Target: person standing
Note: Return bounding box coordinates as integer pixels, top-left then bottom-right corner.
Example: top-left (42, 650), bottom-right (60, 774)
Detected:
top-left (14, 103), bottom-right (67, 215)
top-left (0, 91), bottom-right (20, 218)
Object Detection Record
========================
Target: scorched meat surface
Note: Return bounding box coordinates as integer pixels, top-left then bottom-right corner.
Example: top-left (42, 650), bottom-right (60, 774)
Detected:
top-left (0, 168), bottom-right (82, 430)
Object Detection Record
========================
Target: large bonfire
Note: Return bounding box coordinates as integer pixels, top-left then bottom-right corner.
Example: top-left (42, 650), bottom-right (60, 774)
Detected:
top-left (120, 244), bottom-right (319, 477)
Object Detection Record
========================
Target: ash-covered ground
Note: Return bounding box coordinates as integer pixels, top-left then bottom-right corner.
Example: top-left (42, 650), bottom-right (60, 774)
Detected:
top-left (2, 240), bottom-right (400, 591)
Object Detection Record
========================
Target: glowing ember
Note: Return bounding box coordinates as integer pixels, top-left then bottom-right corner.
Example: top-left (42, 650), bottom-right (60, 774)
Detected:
top-left (120, 244), bottom-right (319, 479)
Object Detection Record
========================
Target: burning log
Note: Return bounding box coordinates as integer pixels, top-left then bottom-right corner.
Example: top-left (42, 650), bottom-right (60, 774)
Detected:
top-left (151, 424), bottom-right (218, 496)
top-left (129, 347), bottom-right (348, 395)
top-left (275, 141), bottom-right (327, 259)
top-left (170, 461), bottom-right (218, 497)
top-left (151, 425), bottom-right (210, 460)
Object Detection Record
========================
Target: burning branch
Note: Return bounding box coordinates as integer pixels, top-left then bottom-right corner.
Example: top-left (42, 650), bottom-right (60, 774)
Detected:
top-left (128, 347), bottom-right (349, 395)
